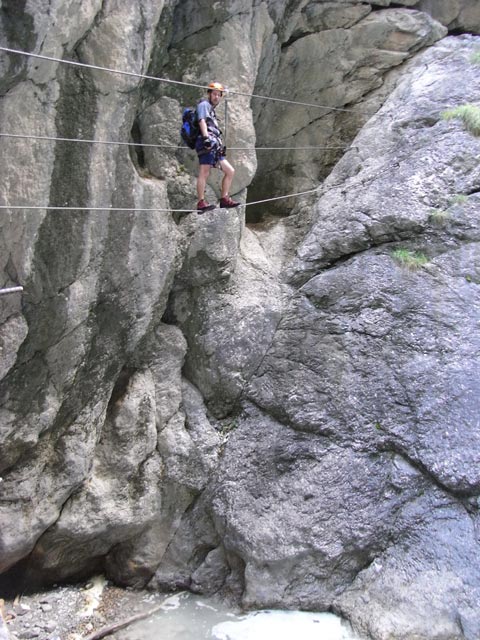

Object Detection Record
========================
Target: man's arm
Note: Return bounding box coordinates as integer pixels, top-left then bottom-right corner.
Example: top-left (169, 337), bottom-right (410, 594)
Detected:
top-left (198, 118), bottom-right (209, 138)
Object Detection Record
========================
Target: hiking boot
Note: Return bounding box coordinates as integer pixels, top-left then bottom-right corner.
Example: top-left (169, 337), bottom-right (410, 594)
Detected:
top-left (197, 199), bottom-right (215, 213)
top-left (219, 196), bottom-right (240, 208)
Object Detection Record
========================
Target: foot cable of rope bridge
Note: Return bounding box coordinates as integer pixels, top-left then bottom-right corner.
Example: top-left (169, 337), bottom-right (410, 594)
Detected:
top-left (0, 187), bottom-right (321, 213)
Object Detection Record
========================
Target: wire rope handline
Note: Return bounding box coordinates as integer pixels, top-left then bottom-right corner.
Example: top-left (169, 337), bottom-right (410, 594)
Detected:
top-left (0, 286), bottom-right (24, 296)
top-left (0, 45), bottom-right (362, 114)
top-left (243, 186), bottom-right (320, 207)
top-left (0, 131), bottom-right (348, 151)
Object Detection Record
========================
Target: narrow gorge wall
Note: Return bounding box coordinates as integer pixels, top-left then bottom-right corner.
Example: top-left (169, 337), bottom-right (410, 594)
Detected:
top-left (1, 2), bottom-right (480, 639)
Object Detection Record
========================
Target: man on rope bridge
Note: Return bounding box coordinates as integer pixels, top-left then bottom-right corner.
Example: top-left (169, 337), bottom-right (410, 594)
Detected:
top-left (182, 81), bottom-right (240, 212)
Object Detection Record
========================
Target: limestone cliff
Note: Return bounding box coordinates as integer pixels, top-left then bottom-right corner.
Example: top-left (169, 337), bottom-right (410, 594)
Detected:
top-left (1, 2), bottom-right (480, 639)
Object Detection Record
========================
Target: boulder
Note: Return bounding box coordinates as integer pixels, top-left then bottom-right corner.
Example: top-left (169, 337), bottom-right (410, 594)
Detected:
top-left (169, 223), bottom-right (287, 417)
top-left (248, 7), bottom-right (447, 217)
top-left (207, 411), bottom-right (427, 610)
top-left (336, 497), bottom-right (480, 639)
top-left (239, 35), bottom-right (480, 636)
top-left (0, 0), bottom-right (202, 584)
top-left (416, 0), bottom-right (480, 33)
top-left (152, 29), bottom-right (480, 640)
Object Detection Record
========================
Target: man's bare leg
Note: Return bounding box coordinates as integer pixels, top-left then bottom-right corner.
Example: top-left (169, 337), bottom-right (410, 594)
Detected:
top-left (219, 159), bottom-right (235, 199)
top-left (197, 164), bottom-right (211, 201)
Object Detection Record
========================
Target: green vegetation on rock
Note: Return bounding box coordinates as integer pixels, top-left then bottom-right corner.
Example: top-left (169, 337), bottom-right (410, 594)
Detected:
top-left (428, 208), bottom-right (450, 226)
top-left (470, 50), bottom-right (480, 65)
top-left (392, 248), bottom-right (429, 269)
top-left (442, 104), bottom-right (480, 136)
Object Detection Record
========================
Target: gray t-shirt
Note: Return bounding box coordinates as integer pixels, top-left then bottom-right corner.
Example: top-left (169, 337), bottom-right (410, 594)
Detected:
top-left (196, 99), bottom-right (221, 139)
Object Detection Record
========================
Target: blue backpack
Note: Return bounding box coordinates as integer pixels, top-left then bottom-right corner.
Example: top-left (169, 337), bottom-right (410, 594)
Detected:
top-left (181, 107), bottom-right (199, 149)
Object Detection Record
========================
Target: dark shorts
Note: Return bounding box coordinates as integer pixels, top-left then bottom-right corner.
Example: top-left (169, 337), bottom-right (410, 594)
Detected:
top-left (198, 151), bottom-right (226, 166)
top-left (195, 138), bottom-right (225, 167)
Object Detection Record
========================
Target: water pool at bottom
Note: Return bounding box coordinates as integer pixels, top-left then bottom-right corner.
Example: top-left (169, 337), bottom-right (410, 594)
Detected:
top-left (115, 592), bottom-right (363, 640)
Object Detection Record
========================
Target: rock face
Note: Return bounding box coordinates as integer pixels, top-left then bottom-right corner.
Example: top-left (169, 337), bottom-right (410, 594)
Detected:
top-left (154, 34), bottom-right (480, 640)
top-left (1, 2), bottom-right (480, 640)
top-left (248, 5), bottom-right (447, 217)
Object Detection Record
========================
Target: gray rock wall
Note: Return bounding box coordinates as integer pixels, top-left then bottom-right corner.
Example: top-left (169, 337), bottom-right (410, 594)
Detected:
top-left (155, 32), bottom-right (480, 640)
top-left (248, 5), bottom-right (447, 217)
top-left (1, 2), bottom-right (480, 639)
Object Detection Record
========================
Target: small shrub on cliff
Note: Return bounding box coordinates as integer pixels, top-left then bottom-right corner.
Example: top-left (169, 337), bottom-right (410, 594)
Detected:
top-left (449, 194), bottom-right (468, 206)
top-left (392, 248), bottom-right (428, 269)
top-left (220, 419), bottom-right (238, 435)
top-left (442, 104), bottom-right (480, 137)
top-left (428, 208), bottom-right (449, 226)
top-left (470, 50), bottom-right (480, 65)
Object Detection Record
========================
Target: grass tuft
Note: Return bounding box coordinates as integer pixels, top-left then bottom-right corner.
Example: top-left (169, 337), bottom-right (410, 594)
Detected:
top-left (428, 208), bottom-right (449, 226)
top-left (392, 248), bottom-right (428, 270)
top-left (442, 104), bottom-right (480, 137)
top-left (470, 50), bottom-right (480, 65)
top-left (449, 194), bottom-right (468, 206)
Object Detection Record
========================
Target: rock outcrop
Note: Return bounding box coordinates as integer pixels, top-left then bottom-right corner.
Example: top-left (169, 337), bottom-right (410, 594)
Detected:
top-left (153, 34), bottom-right (480, 640)
top-left (1, 2), bottom-right (480, 640)
top-left (248, 5), bottom-right (447, 217)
